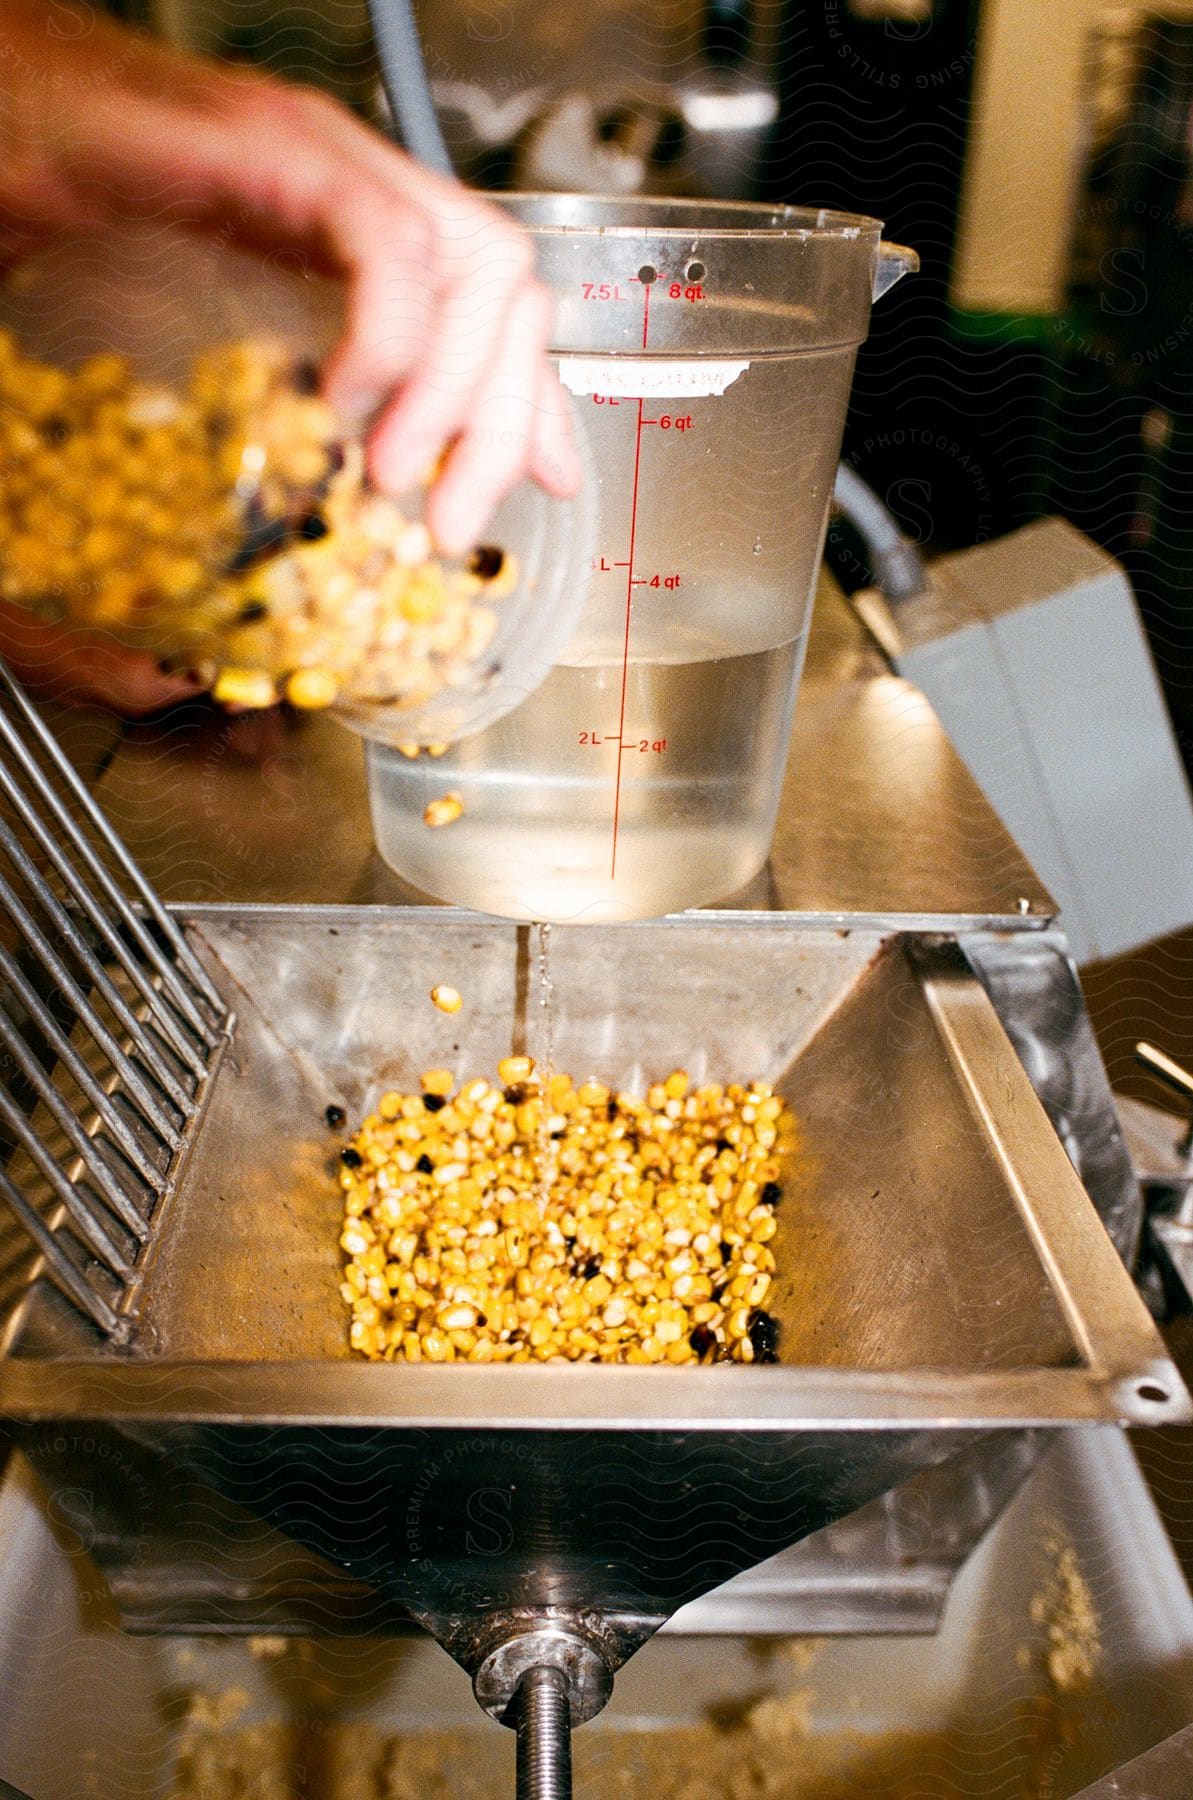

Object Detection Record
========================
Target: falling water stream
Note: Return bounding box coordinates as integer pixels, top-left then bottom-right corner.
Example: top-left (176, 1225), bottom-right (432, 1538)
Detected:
top-left (532, 921), bottom-right (556, 1215)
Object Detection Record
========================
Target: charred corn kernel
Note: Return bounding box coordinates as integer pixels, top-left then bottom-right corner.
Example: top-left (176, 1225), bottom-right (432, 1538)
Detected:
top-left (430, 984), bottom-right (463, 1015)
top-left (338, 1060), bottom-right (793, 1365)
top-left (424, 792), bottom-right (463, 828)
top-left (212, 666), bottom-right (277, 710)
top-left (284, 667), bottom-right (338, 709)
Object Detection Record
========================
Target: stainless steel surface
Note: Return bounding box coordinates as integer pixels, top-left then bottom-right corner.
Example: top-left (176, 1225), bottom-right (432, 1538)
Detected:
top-left (0, 662), bottom-right (231, 1339)
top-left (77, 1425), bottom-right (1041, 1641)
top-left (475, 1624), bottom-right (613, 1726)
top-left (963, 931), bottom-right (1146, 1263)
top-left (515, 1666), bottom-right (571, 1800)
top-left (89, 578), bottom-right (1057, 925)
top-left (1071, 1724), bottom-right (1193, 1797)
top-left (2, 912), bottom-right (1178, 1420)
top-left (0, 912), bottom-right (1184, 1694)
top-left (1, 1428), bottom-right (1192, 1798)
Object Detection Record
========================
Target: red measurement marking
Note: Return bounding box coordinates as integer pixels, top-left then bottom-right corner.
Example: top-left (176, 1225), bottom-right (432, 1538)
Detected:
top-left (610, 281), bottom-right (651, 880)
top-left (610, 391), bottom-right (644, 881)
top-left (582, 283), bottom-right (626, 301)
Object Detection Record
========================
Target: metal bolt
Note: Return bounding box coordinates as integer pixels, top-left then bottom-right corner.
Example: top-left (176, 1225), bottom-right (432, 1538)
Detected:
top-left (473, 1623), bottom-right (613, 1728)
top-left (516, 1665), bottom-right (572, 1800)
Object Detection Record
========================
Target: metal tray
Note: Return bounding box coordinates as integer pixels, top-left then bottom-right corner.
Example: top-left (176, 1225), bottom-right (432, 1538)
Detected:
top-left (0, 909), bottom-right (1182, 1425)
top-left (0, 911), bottom-right (1185, 1673)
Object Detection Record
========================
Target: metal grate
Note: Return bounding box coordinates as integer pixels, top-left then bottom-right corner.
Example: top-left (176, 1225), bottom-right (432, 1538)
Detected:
top-left (0, 662), bottom-right (232, 1339)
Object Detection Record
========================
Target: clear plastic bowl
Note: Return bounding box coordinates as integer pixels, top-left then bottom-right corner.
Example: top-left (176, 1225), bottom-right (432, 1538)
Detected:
top-left (0, 221), bottom-right (589, 744)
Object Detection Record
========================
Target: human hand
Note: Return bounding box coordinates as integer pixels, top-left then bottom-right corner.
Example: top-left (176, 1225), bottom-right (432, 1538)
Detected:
top-left (0, 601), bottom-right (205, 715)
top-left (0, 2), bottom-right (579, 561)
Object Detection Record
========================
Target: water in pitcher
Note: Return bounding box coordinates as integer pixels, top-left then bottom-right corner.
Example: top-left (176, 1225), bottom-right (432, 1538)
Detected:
top-left (367, 632), bottom-right (808, 922)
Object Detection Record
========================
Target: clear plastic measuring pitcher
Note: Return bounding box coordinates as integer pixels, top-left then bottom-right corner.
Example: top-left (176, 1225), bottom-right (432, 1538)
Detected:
top-left (367, 197), bottom-right (916, 921)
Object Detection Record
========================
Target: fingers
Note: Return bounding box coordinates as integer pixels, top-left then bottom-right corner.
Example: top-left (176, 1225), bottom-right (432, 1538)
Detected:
top-left (0, 19), bottom-right (582, 562)
top-left (180, 81), bottom-right (567, 526)
top-left (530, 362), bottom-right (583, 498)
top-left (366, 235), bottom-right (534, 496)
top-left (422, 281), bottom-right (556, 555)
top-left (79, 653), bottom-right (205, 718)
top-left (318, 185), bottom-right (438, 426)
top-left (0, 605), bottom-right (205, 715)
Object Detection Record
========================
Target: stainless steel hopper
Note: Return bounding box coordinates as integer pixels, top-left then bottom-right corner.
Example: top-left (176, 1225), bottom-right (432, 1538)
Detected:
top-left (1, 900), bottom-right (1187, 1797)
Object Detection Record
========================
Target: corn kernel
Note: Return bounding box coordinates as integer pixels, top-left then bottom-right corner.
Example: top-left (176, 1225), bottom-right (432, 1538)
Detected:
top-left (424, 793), bottom-right (464, 828)
top-left (212, 666), bottom-right (277, 710)
top-left (430, 984), bottom-right (463, 1015)
top-left (284, 666), bottom-right (338, 709)
top-left (338, 1057), bottom-right (791, 1367)
top-left (438, 1303), bottom-right (478, 1330)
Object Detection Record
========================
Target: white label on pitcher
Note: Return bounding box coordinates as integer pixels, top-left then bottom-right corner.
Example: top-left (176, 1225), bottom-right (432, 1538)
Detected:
top-left (557, 358), bottom-right (750, 399)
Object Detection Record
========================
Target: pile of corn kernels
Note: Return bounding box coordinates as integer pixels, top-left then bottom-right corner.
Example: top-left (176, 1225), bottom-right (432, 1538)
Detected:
top-left (337, 1058), bottom-right (792, 1365)
top-left (0, 329), bottom-right (513, 714)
